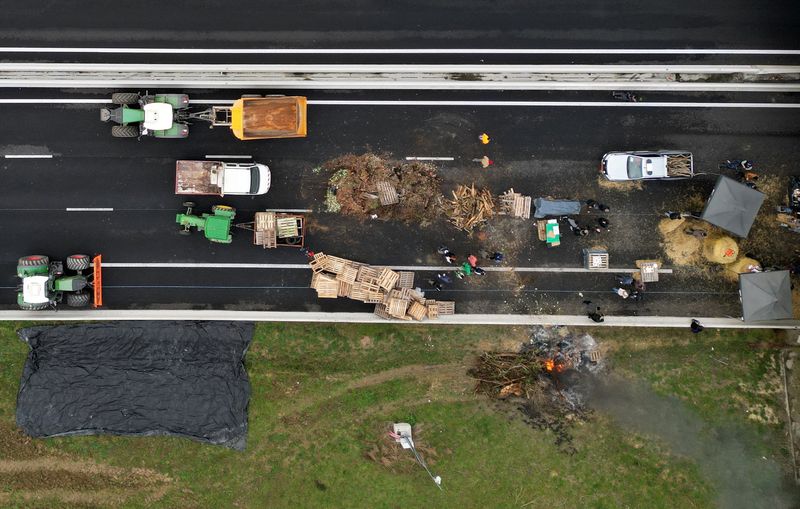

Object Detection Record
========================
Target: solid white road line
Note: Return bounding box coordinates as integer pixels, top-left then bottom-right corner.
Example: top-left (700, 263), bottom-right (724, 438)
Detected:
top-left (204, 154), bottom-right (252, 159)
top-left (0, 310), bottom-right (796, 329)
top-left (0, 47), bottom-right (798, 55)
top-left (1, 98), bottom-right (799, 109)
top-left (4, 154), bottom-right (52, 158)
top-left (65, 207), bottom-right (114, 212)
top-left (405, 156), bottom-right (455, 161)
top-left (96, 262), bottom-right (673, 274)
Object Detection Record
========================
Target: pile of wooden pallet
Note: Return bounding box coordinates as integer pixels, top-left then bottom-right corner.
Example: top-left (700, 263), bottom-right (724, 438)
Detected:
top-left (308, 252), bottom-right (455, 321)
top-left (497, 188), bottom-right (532, 219)
top-left (445, 184), bottom-right (495, 232)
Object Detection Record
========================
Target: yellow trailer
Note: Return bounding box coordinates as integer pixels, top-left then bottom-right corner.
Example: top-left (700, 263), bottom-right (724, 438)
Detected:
top-left (209, 95), bottom-right (307, 140)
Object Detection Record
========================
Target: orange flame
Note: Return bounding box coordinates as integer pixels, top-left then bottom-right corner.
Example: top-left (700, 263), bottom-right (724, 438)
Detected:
top-left (545, 359), bottom-right (555, 372)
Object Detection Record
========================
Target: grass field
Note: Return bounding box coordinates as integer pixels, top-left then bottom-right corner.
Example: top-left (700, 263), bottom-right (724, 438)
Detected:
top-left (0, 321), bottom-right (792, 508)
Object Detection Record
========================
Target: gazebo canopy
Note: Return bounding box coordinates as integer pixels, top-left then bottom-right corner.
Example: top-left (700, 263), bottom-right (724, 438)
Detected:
top-left (701, 176), bottom-right (764, 237)
top-left (739, 271), bottom-right (793, 322)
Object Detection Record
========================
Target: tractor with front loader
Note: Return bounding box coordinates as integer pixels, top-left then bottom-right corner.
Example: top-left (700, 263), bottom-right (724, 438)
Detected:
top-left (176, 202), bottom-right (236, 244)
top-left (16, 254), bottom-right (103, 310)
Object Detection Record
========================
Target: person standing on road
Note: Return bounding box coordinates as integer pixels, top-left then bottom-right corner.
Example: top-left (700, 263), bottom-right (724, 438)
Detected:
top-left (467, 254), bottom-right (478, 268)
top-left (436, 273), bottom-right (453, 284)
top-left (588, 307), bottom-right (605, 323)
top-left (690, 319), bottom-right (705, 333)
top-left (473, 267), bottom-right (486, 276)
top-left (616, 274), bottom-right (634, 286)
top-left (489, 252), bottom-right (504, 263)
top-left (612, 287), bottom-right (629, 299)
top-left (479, 133), bottom-right (490, 144)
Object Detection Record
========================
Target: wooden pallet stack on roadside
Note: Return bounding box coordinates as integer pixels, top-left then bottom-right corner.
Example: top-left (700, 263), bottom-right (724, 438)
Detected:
top-left (308, 252), bottom-right (455, 321)
top-left (497, 188), bottom-right (532, 219)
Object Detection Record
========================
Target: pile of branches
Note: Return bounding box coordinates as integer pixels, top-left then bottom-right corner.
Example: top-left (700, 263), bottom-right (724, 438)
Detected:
top-left (444, 184), bottom-right (495, 232)
top-left (322, 153), bottom-right (443, 225)
top-left (468, 351), bottom-right (590, 455)
top-left (468, 351), bottom-right (544, 399)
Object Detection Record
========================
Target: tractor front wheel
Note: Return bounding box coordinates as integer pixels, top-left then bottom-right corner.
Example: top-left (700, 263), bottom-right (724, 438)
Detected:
top-left (179, 229), bottom-right (192, 236)
top-left (19, 301), bottom-right (50, 311)
top-left (111, 92), bottom-right (140, 105)
top-left (66, 254), bottom-right (91, 272)
top-left (18, 255), bottom-right (49, 268)
top-left (182, 201), bottom-right (196, 208)
top-left (111, 125), bottom-right (140, 138)
top-left (66, 291), bottom-right (90, 308)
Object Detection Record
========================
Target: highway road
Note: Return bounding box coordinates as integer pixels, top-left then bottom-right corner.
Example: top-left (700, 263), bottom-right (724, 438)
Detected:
top-left (1, 91), bottom-right (799, 315)
top-left (0, 1), bottom-right (798, 52)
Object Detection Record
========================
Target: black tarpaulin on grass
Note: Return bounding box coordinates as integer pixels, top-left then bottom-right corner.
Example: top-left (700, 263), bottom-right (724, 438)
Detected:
top-left (16, 321), bottom-right (253, 450)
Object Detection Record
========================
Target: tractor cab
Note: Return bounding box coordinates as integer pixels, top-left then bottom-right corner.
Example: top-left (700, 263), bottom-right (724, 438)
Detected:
top-left (22, 275), bottom-right (51, 305)
top-left (143, 102), bottom-right (175, 131)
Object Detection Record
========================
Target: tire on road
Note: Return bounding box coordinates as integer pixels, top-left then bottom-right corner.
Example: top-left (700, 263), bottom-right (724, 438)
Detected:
top-left (179, 229), bottom-right (192, 236)
top-left (111, 92), bottom-right (140, 105)
top-left (111, 125), bottom-right (140, 138)
top-left (19, 300), bottom-right (50, 311)
top-left (212, 205), bottom-right (234, 213)
top-left (66, 254), bottom-right (91, 272)
top-left (66, 291), bottom-right (90, 308)
top-left (18, 255), bottom-right (49, 268)
top-left (182, 201), bottom-right (196, 208)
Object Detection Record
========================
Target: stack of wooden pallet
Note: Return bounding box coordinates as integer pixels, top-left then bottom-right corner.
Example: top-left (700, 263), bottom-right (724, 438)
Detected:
top-left (308, 252), bottom-right (455, 321)
top-left (497, 188), bottom-right (532, 219)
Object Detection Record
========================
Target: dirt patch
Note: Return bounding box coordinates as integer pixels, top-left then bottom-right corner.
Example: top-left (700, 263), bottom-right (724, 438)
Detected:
top-left (322, 153), bottom-right (443, 225)
top-left (364, 423), bottom-right (448, 474)
top-left (359, 335), bottom-right (374, 348)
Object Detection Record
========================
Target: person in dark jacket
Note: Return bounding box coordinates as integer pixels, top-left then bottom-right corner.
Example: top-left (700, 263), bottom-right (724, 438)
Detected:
top-left (690, 319), bottom-right (704, 333)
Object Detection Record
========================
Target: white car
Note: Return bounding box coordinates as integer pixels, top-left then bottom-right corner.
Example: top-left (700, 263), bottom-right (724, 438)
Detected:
top-left (601, 151), bottom-right (693, 181)
top-left (175, 160), bottom-right (271, 196)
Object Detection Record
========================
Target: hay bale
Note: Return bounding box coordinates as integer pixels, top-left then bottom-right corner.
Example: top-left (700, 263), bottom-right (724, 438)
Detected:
top-left (703, 235), bottom-right (739, 264)
top-left (723, 256), bottom-right (763, 282)
top-left (658, 217), bottom-right (686, 234)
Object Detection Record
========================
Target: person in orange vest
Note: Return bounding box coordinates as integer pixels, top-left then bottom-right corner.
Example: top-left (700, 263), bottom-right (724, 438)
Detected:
top-left (479, 133), bottom-right (490, 144)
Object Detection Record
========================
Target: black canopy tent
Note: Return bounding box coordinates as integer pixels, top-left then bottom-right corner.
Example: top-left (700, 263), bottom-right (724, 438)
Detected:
top-left (701, 176), bottom-right (765, 237)
top-left (739, 271), bottom-right (793, 322)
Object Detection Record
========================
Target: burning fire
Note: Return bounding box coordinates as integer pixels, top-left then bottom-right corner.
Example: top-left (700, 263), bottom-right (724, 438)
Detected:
top-left (544, 358), bottom-right (566, 374)
top-left (544, 359), bottom-right (555, 372)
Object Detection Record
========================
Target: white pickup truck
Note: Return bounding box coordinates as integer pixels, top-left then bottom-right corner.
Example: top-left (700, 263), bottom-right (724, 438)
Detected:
top-left (601, 151), bottom-right (694, 181)
top-left (175, 160), bottom-right (271, 196)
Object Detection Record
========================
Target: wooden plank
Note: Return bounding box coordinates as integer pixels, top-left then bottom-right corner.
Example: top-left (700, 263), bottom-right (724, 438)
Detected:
top-left (376, 181), bottom-right (399, 206)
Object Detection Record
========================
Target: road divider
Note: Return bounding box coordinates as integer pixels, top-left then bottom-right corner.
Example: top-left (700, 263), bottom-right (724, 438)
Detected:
top-left (4, 154), bottom-right (52, 158)
top-left (66, 208), bottom-right (114, 212)
top-left (204, 154), bottom-right (252, 159)
top-left (0, 309), bottom-right (795, 329)
top-left (95, 262), bottom-right (672, 274)
top-left (406, 156), bottom-right (455, 161)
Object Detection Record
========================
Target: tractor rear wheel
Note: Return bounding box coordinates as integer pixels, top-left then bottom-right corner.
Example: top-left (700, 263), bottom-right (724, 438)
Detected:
top-left (66, 291), bottom-right (90, 308)
top-left (111, 92), bottom-right (140, 105)
top-left (18, 255), bottom-right (49, 268)
top-left (182, 201), bottom-right (196, 208)
top-left (111, 125), bottom-right (140, 138)
top-left (66, 254), bottom-right (91, 272)
top-left (19, 300), bottom-right (50, 311)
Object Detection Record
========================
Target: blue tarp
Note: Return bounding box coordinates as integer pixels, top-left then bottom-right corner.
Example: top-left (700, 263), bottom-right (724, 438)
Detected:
top-left (533, 198), bottom-right (582, 219)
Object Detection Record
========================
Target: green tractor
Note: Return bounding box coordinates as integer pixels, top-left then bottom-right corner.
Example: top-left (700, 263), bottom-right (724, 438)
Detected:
top-left (16, 254), bottom-right (97, 310)
top-left (100, 92), bottom-right (191, 138)
top-left (176, 202), bottom-right (236, 244)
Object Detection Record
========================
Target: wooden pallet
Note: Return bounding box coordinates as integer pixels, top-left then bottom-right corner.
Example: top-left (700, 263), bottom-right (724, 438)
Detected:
top-left (386, 296), bottom-right (409, 318)
top-left (436, 301), bottom-right (456, 315)
top-left (376, 268), bottom-right (400, 291)
top-left (425, 300), bottom-right (439, 319)
top-left (407, 301), bottom-right (427, 321)
top-left (397, 271), bottom-right (415, 289)
top-left (357, 266), bottom-right (380, 281)
top-left (276, 217), bottom-right (300, 238)
top-left (376, 181), bottom-right (399, 206)
top-left (309, 253), bottom-right (328, 273)
top-left (337, 281), bottom-right (352, 298)
top-left (336, 264), bottom-right (359, 284)
top-left (374, 303), bottom-right (392, 320)
top-left (498, 188), bottom-right (532, 219)
top-left (311, 273), bottom-right (339, 298)
top-left (322, 255), bottom-right (348, 274)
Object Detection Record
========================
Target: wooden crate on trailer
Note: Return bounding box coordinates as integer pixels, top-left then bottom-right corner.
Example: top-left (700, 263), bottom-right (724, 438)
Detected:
top-left (376, 181), bottom-right (399, 206)
top-left (253, 211), bottom-right (277, 248)
top-left (407, 301), bottom-right (427, 321)
top-left (436, 301), bottom-right (455, 315)
top-left (396, 271), bottom-right (415, 289)
top-left (275, 217), bottom-right (300, 238)
top-left (336, 264), bottom-right (359, 284)
top-left (376, 268), bottom-right (400, 291)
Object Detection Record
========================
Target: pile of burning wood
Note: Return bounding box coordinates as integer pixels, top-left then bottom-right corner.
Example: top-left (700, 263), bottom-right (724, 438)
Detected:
top-left (308, 252), bottom-right (455, 321)
top-left (444, 184), bottom-right (496, 232)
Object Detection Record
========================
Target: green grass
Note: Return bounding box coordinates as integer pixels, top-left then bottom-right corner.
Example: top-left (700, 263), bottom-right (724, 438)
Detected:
top-left (0, 322), bottom-right (758, 508)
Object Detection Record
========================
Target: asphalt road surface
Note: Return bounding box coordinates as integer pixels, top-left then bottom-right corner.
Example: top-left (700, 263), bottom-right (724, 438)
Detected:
top-left (2, 91), bottom-right (799, 315)
top-left (1, 1), bottom-right (798, 51)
